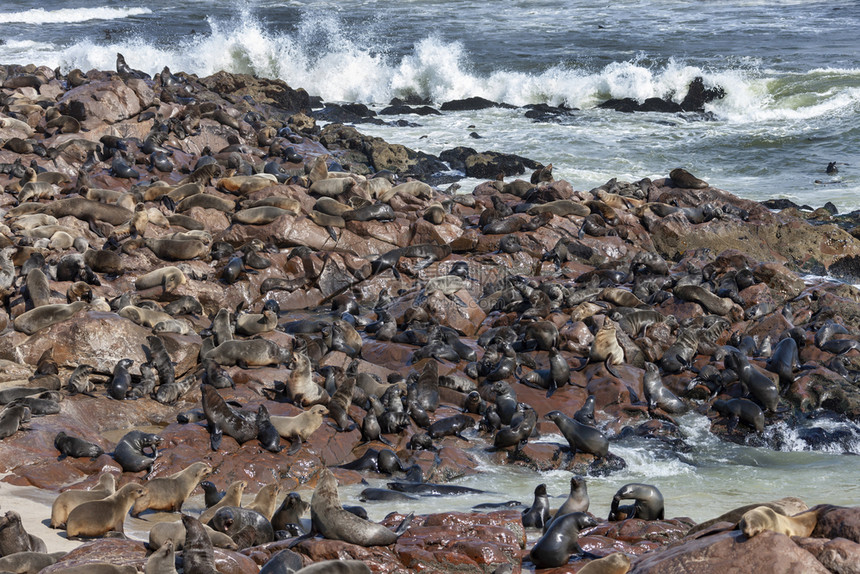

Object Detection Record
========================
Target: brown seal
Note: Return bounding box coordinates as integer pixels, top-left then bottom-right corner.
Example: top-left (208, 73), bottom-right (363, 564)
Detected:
top-left (135, 266), bottom-right (187, 292)
top-left (286, 352), bottom-right (329, 406)
top-left (148, 519), bottom-right (237, 550)
top-left (576, 553), bottom-right (632, 574)
top-left (269, 405), bottom-right (329, 455)
top-left (0, 406), bottom-right (31, 439)
top-left (181, 514), bottom-right (218, 574)
top-left (131, 461), bottom-right (211, 516)
top-left (145, 538), bottom-right (177, 574)
top-left (65, 482), bottom-right (147, 538)
top-left (12, 301), bottom-right (88, 335)
top-left (310, 468), bottom-right (413, 546)
top-left (245, 482), bottom-right (283, 521)
top-left (50, 472), bottom-right (116, 528)
top-left (199, 480), bottom-right (246, 525)
top-left (739, 506), bottom-right (818, 538)
top-left (669, 167), bottom-right (708, 189)
top-left (49, 564), bottom-right (137, 574)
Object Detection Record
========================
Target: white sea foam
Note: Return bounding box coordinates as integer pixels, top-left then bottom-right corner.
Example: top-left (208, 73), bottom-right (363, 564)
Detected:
top-left (0, 6), bottom-right (152, 25)
top-left (13, 7), bottom-right (847, 129)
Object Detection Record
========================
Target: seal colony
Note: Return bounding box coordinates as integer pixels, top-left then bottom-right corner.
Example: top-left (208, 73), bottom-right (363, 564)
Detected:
top-left (0, 60), bottom-right (859, 572)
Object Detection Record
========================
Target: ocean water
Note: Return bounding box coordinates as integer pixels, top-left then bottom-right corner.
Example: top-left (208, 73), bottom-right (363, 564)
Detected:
top-left (2, 1), bottom-right (860, 521)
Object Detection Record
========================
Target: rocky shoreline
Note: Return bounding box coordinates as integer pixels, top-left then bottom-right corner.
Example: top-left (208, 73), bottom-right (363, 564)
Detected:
top-left (0, 61), bottom-right (859, 572)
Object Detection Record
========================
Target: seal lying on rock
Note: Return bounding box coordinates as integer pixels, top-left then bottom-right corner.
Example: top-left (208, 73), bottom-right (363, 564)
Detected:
top-left (309, 468), bottom-right (413, 546)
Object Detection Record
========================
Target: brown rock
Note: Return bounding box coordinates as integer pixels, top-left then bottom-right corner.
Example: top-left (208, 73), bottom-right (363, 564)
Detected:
top-left (812, 505), bottom-right (860, 543)
top-left (629, 530), bottom-right (829, 573)
top-left (794, 536), bottom-right (860, 574)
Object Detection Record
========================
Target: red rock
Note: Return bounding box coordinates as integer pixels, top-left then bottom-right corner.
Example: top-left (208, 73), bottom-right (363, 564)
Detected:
top-left (794, 536), bottom-right (860, 574)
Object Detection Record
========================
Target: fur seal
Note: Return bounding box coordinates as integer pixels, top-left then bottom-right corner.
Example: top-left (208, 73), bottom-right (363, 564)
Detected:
top-left (47, 564), bottom-right (137, 574)
top-left (285, 352), bottom-right (329, 406)
top-left (0, 551), bottom-right (62, 573)
top-left (65, 482), bottom-right (147, 538)
top-left (549, 475), bottom-right (590, 529)
top-left (544, 411), bottom-right (609, 457)
top-left (131, 461), bottom-right (211, 516)
top-left (529, 511), bottom-right (599, 568)
top-left (0, 406), bottom-right (30, 439)
top-left (574, 396), bottom-right (596, 425)
top-left (642, 362), bottom-right (687, 413)
top-left (54, 431), bottom-right (104, 459)
top-left (113, 430), bottom-right (162, 473)
top-left (765, 336), bottom-right (801, 392)
top-left (107, 358), bottom-right (133, 400)
top-left (289, 561), bottom-right (372, 574)
top-left (0, 511), bottom-right (46, 554)
top-left (50, 473), bottom-right (116, 528)
top-left (246, 483), bottom-right (284, 521)
top-left (713, 398), bottom-right (765, 432)
top-left (311, 468), bottom-right (413, 546)
top-left (739, 506), bottom-right (818, 538)
top-left (725, 350), bottom-right (780, 412)
top-left (576, 553), bottom-right (632, 574)
top-left (204, 339), bottom-right (290, 367)
top-left (235, 310), bottom-right (278, 336)
top-left (148, 519), bottom-right (237, 550)
top-left (256, 404), bottom-right (284, 453)
top-left (208, 506), bottom-right (274, 546)
top-left (669, 168), bottom-right (708, 189)
top-left (200, 480), bottom-right (224, 508)
top-left (493, 404), bottom-right (537, 450)
top-left (427, 413), bottom-right (476, 440)
top-left (609, 483), bottom-right (664, 521)
top-left (270, 405), bottom-right (329, 454)
top-left (145, 538), bottom-right (177, 574)
top-left (199, 480), bottom-right (246, 525)
top-left (181, 514), bottom-right (218, 574)
top-left (202, 386), bottom-right (257, 445)
top-left (327, 377), bottom-right (356, 431)
top-left (135, 266), bottom-right (187, 292)
top-left (522, 484), bottom-right (551, 529)
top-left (272, 492), bottom-right (309, 532)
top-left (13, 301), bottom-right (88, 334)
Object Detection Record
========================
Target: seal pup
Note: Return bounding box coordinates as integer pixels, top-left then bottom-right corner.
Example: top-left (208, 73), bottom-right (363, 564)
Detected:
top-left (529, 511), bottom-right (599, 568)
top-left (131, 461), bottom-right (211, 516)
top-left (725, 350), bottom-right (780, 412)
top-left (269, 404), bottom-right (329, 454)
top-left (54, 431), bottom-right (104, 459)
top-left (286, 561), bottom-right (372, 574)
top-left (522, 484), bottom-right (551, 529)
top-left (200, 480), bottom-right (224, 508)
top-left (107, 358), bottom-right (133, 400)
top-left (544, 411), bottom-right (609, 457)
top-left (327, 377), bottom-right (356, 431)
top-left (310, 468), bottom-right (413, 546)
top-left (65, 482), bottom-right (147, 538)
top-left (609, 483), bottom-right (664, 521)
top-left (50, 473), bottom-right (116, 528)
top-left (574, 396), bottom-right (596, 425)
top-left (256, 404), bottom-right (283, 453)
top-left (181, 514), bottom-right (218, 574)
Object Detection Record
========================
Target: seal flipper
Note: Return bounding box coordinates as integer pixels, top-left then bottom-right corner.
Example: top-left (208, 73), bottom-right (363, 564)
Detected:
top-left (208, 421), bottom-right (222, 451)
top-left (545, 381), bottom-right (558, 398)
top-left (393, 512), bottom-right (414, 537)
top-left (286, 436), bottom-right (303, 455)
top-left (605, 359), bottom-right (622, 380)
